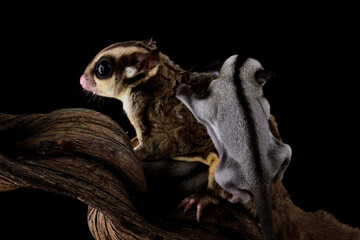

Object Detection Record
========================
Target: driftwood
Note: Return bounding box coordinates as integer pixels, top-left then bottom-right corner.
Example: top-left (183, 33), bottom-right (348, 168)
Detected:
top-left (0, 108), bottom-right (263, 240)
top-left (1, 108), bottom-right (359, 240)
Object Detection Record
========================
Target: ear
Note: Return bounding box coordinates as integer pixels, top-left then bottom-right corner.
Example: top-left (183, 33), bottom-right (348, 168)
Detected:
top-left (134, 49), bottom-right (160, 73)
top-left (254, 69), bottom-right (276, 86)
top-left (124, 50), bottom-right (160, 82)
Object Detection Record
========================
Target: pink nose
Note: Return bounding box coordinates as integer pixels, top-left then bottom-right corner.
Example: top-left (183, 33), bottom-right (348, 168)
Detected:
top-left (80, 74), bottom-right (88, 89)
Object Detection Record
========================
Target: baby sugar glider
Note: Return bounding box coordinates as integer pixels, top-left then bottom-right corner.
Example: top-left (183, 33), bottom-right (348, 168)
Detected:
top-left (176, 55), bottom-right (292, 240)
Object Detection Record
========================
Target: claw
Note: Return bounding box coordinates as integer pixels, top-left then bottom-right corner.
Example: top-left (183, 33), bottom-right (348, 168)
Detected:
top-left (179, 197), bottom-right (196, 213)
top-left (178, 192), bottom-right (215, 222)
top-left (185, 199), bottom-right (196, 213)
top-left (178, 197), bottom-right (190, 209)
top-left (196, 203), bottom-right (204, 222)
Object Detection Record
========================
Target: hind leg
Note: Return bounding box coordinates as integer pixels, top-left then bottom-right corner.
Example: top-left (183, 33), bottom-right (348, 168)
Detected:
top-left (178, 152), bottom-right (230, 221)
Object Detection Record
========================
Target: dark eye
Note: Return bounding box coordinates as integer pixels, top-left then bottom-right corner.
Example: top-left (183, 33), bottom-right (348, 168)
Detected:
top-left (95, 58), bottom-right (113, 79)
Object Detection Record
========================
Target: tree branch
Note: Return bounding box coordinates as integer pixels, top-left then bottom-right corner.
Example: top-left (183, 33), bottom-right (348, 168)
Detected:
top-left (0, 108), bottom-right (262, 240)
top-left (2, 108), bottom-right (357, 239)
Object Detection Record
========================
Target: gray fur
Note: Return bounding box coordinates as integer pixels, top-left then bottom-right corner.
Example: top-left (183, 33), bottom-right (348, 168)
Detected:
top-left (176, 55), bottom-right (292, 240)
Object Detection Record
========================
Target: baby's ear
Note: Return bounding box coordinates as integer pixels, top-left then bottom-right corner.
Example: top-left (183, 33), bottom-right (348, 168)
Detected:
top-left (254, 69), bottom-right (276, 86)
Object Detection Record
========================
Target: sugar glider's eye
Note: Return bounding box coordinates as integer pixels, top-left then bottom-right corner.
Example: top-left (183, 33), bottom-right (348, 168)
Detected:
top-left (95, 58), bottom-right (113, 79)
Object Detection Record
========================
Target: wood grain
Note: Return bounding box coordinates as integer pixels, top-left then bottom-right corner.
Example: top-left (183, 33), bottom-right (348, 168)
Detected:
top-left (1, 108), bottom-right (358, 239)
top-left (0, 108), bottom-right (263, 240)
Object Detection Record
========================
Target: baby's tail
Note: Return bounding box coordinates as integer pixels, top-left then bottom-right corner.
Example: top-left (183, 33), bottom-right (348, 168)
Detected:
top-left (254, 183), bottom-right (274, 240)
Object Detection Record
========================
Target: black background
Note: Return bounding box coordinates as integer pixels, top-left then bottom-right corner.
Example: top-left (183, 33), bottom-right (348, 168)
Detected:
top-left (0, 4), bottom-right (359, 239)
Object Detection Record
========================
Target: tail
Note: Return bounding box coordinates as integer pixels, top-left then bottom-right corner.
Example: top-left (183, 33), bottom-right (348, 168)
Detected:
top-left (254, 183), bottom-right (274, 240)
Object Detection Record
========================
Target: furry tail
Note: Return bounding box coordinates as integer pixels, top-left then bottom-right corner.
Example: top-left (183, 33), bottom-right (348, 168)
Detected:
top-left (254, 183), bottom-right (274, 240)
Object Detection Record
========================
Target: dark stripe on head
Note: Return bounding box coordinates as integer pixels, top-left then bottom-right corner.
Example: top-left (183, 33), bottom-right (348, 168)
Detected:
top-left (233, 55), bottom-right (264, 181)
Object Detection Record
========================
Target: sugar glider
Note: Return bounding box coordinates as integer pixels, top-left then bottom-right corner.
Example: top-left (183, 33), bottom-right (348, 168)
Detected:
top-left (176, 55), bottom-right (292, 240)
top-left (80, 40), bottom-right (216, 161)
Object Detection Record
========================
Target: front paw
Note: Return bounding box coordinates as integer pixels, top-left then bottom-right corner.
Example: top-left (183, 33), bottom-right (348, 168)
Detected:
top-left (176, 83), bottom-right (193, 97)
top-left (134, 142), bottom-right (148, 161)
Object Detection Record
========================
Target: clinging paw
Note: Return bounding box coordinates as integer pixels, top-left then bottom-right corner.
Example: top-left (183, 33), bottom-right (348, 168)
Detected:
top-left (178, 192), bottom-right (219, 222)
top-left (134, 142), bottom-right (152, 161)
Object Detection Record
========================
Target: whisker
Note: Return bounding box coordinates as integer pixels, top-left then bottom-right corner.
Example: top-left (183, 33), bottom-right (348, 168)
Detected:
top-left (80, 90), bottom-right (106, 107)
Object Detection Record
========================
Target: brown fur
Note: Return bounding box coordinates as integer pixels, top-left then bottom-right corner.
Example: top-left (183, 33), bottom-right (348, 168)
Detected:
top-left (129, 61), bottom-right (216, 161)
